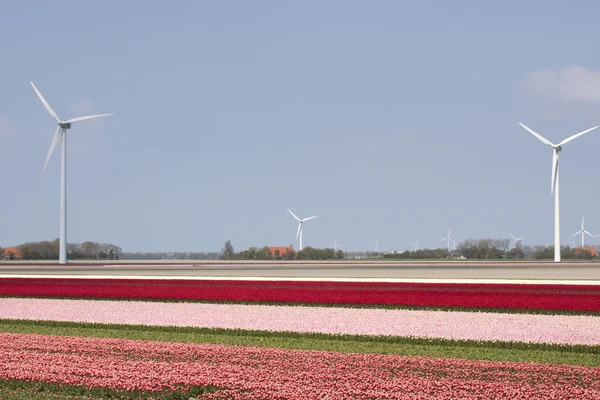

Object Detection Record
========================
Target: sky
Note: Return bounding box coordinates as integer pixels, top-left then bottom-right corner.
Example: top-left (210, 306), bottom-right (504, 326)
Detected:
top-left (2, 1), bottom-right (600, 252)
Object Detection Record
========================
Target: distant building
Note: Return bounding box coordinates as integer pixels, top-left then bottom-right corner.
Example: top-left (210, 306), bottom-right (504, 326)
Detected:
top-left (268, 246), bottom-right (294, 258)
top-left (574, 247), bottom-right (597, 258)
top-left (2, 247), bottom-right (22, 260)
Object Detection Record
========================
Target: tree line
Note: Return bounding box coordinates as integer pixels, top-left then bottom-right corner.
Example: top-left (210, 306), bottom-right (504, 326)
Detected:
top-left (3, 238), bottom-right (597, 261)
top-left (2, 239), bottom-right (123, 260)
top-left (379, 238), bottom-right (598, 260)
top-left (220, 241), bottom-right (344, 260)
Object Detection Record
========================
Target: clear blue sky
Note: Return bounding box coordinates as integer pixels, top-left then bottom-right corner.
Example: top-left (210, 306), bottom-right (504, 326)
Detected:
top-left (2, 1), bottom-right (600, 252)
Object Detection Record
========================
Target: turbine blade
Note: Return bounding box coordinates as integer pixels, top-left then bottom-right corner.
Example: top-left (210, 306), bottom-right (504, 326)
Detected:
top-left (571, 230), bottom-right (582, 237)
top-left (558, 126), bottom-right (599, 146)
top-left (584, 230), bottom-right (595, 238)
top-left (287, 208), bottom-right (300, 221)
top-left (551, 149), bottom-right (558, 194)
top-left (509, 233), bottom-right (517, 240)
top-left (30, 81), bottom-right (60, 122)
top-left (302, 215), bottom-right (319, 222)
top-left (438, 238), bottom-right (446, 242)
top-left (519, 123), bottom-right (554, 146)
top-left (65, 113), bottom-right (115, 124)
top-left (296, 223), bottom-right (301, 240)
top-left (518, 237), bottom-right (526, 241)
top-left (42, 127), bottom-right (61, 175)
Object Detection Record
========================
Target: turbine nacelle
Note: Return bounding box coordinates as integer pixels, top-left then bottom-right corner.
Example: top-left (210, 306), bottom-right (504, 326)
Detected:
top-left (59, 122), bottom-right (72, 129)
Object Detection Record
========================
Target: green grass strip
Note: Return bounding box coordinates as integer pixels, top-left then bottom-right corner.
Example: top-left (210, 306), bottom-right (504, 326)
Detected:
top-left (0, 378), bottom-right (222, 400)
top-left (0, 318), bottom-right (598, 367)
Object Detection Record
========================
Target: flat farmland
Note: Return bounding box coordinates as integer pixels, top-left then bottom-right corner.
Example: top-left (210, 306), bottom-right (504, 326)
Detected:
top-left (1, 260), bottom-right (600, 281)
top-left (1, 264), bottom-right (599, 398)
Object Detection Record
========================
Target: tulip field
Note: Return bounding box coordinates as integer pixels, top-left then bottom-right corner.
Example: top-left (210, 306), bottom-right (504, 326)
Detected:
top-left (1, 277), bottom-right (600, 312)
top-left (0, 276), bottom-right (599, 399)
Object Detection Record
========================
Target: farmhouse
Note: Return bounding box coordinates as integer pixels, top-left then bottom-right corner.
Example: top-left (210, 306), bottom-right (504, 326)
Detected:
top-left (574, 247), bottom-right (597, 258)
top-left (2, 247), bottom-right (22, 260)
top-left (268, 246), bottom-right (295, 258)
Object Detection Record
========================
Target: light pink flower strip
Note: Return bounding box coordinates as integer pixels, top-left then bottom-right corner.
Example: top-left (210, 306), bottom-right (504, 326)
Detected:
top-left (1, 298), bottom-right (599, 345)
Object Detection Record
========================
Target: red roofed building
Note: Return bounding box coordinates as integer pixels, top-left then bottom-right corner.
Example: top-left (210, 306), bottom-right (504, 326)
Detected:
top-left (574, 247), bottom-right (597, 258)
top-left (2, 247), bottom-right (22, 260)
top-left (268, 246), bottom-right (295, 258)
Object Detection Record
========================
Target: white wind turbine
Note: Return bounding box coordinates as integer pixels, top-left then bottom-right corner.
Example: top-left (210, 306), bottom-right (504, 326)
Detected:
top-left (571, 217), bottom-right (594, 248)
top-left (31, 81), bottom-right (115, 264)
top-left (287, 208), bottom-right (319, 251)
top-left (439, 228), bottom-right (455, 251)
top-left (509, 233), bottom-right (526, 247)
top-left (372, 239), bottom-right (380, 253)
top-left (410, 240), bottom-right (420, 251)
top-left (519, 123), bottom-right (599, 262)
top-left (331, 239), bottom-right (342, 251)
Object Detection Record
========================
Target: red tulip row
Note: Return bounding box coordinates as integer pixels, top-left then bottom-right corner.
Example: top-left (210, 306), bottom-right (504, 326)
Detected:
top-left (1, 333), bottom-right (598, 399)
top-left (1, 278), bottom-right (599, 311)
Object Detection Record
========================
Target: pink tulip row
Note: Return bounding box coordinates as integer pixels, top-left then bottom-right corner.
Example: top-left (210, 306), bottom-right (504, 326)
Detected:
top-left (2, 298), bottom-right (599, 345)
top-left (1, 333), bottom-right (598, 399)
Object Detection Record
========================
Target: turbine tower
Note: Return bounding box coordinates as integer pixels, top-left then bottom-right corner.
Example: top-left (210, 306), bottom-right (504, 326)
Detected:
top-left (439, 228), bottom-right (455, 251)
top-left (31, 82), bottom-right (114, 264)
top-left (571, 217), bottom-right (594, 248)
top-left (287, 208), bottom-right (318, 251)
top-left (519, 123), bottom-right (598, 262)
top-left (509, 233), bottom-right (526, 247)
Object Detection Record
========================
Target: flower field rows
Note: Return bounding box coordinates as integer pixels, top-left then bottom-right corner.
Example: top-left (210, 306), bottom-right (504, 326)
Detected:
top-left (2, 297), bottom-right (599, 345)
top-left (2, 277), bottom-right (600, 398)
top-left (1, 277), bottom-right (600, 311)
top-left (1, 332), bottom-right (599, 399)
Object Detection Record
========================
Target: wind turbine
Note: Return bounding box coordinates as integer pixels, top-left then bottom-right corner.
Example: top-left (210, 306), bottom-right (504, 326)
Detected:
top-left (372, 239), bottom-right (380, 253)
top-left (31, 81), bottom-right (114, 264)
top-left (410, 240), bottom-right (420, 251)
top-left (331, 239), bottom-right (342, 251)
top-left (519, 123), bottom-right (599, 262)
top-left (571, 217), bottom-right (594, 248)
top-left (287, 208), bottom-right (318, 251)
top-left (439, 228), bottom-right (455, 251)
top-left (509, 233), bottom-right (526, 247)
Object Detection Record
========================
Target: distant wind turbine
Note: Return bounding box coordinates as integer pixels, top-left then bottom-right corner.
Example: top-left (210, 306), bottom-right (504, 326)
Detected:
top-left (439, 228), bottom-right (455, 251)
top-left (372, 239), bottom-right (380, 253)
top-left (571, 217), bottom-right (594, 248)
top-left (519, 123), bottom-right (599, 262)
top-left (31, 81), bottom-right (115, 264)
top-left (331, 239), bottom-right (342, 251)
top-left (410, 241), bottom-right (420, 251)
top-left (287, 208), bottom-right (319, 251)
top-left (509, 233), bottom-right (526, 247)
